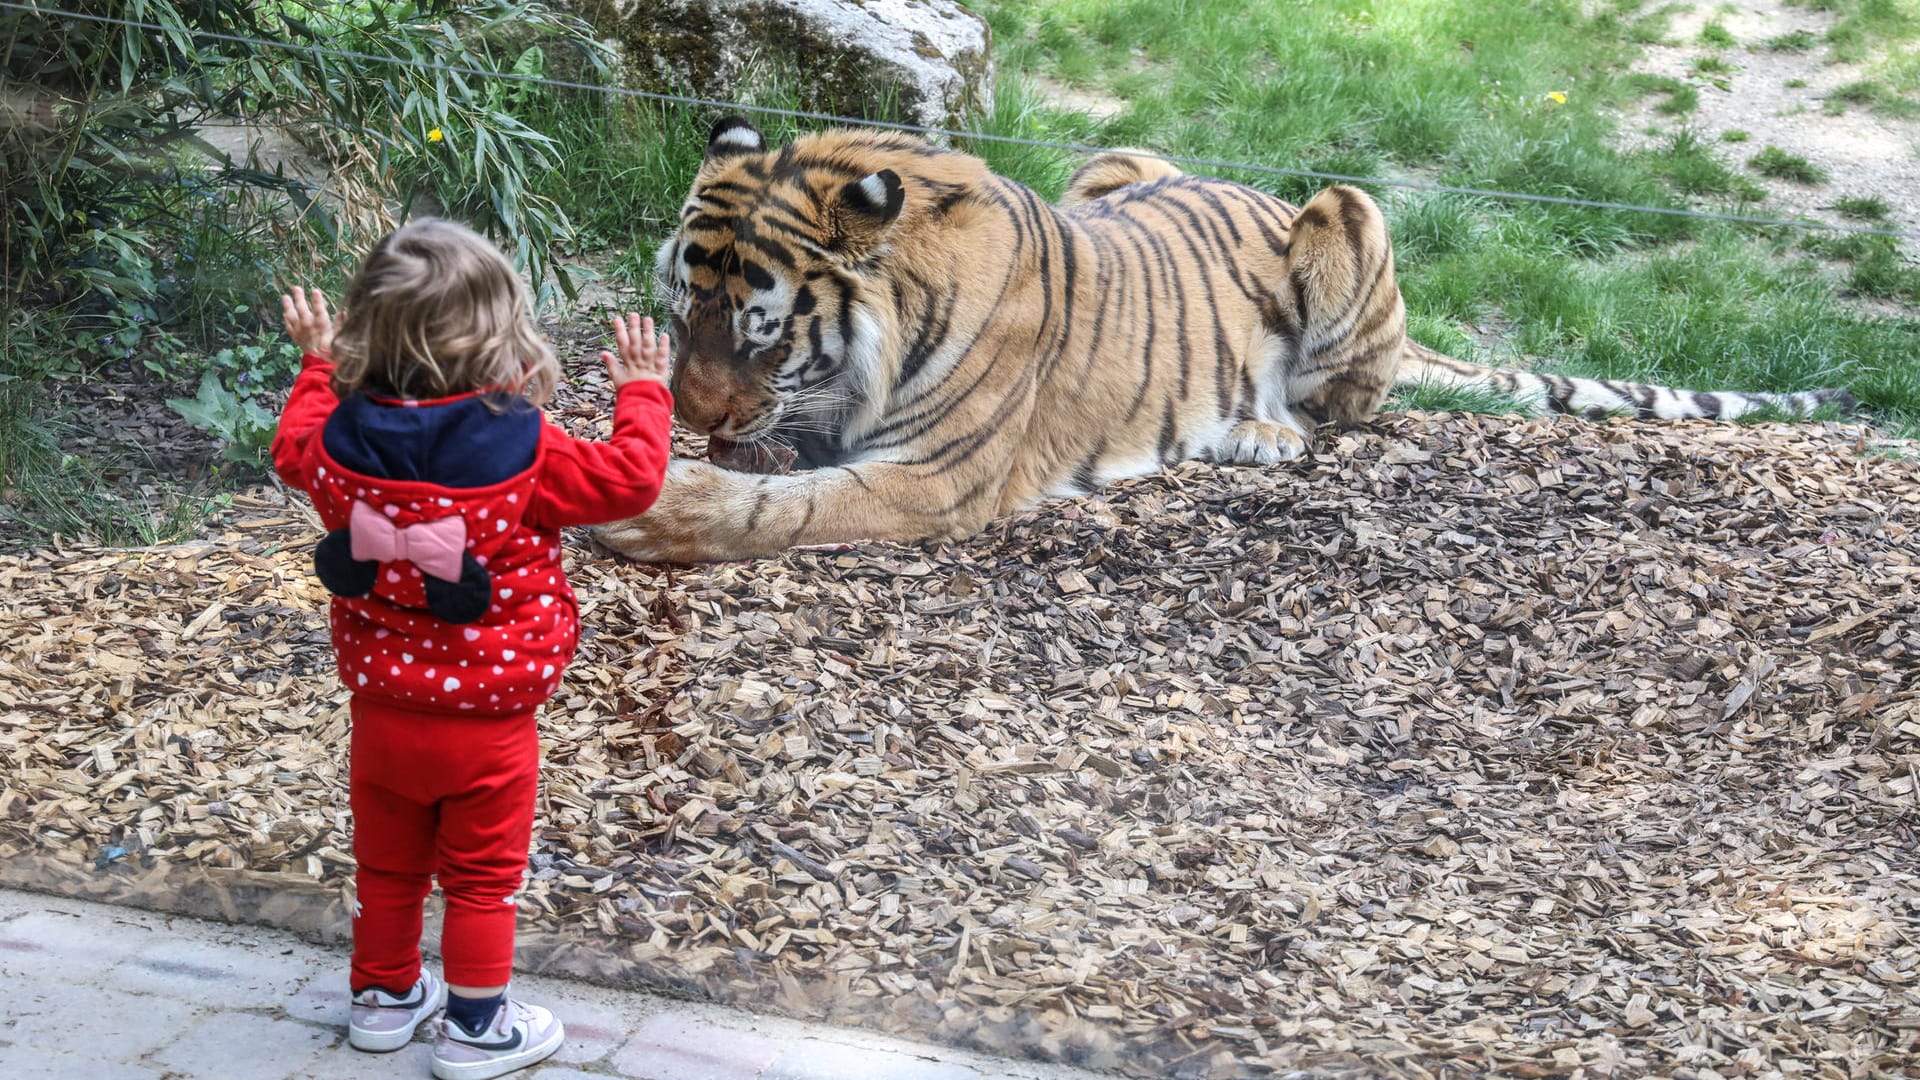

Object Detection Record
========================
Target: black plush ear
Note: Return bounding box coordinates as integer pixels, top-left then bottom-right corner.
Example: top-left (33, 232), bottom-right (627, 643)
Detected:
top-left (828, 169), bottom-right (905, 255)
top-left (314, 529), bottom-right (377, 598)
top-left (706, 117), bottom-right (766, 161)
top-left (422, 552), bottom-right (492, 625)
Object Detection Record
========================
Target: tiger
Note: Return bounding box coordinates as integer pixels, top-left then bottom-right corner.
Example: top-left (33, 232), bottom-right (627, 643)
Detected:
top-left (591, 118), bottom-right (1856, 563)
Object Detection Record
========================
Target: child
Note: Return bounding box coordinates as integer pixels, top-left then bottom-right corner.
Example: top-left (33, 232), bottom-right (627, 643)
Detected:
top-left (271, 218), bottom-right (675, 1080)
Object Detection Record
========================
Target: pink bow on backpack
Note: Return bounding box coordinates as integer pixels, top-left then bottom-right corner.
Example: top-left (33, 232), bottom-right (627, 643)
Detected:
top-left (349, 501), bottom-right (467, 582)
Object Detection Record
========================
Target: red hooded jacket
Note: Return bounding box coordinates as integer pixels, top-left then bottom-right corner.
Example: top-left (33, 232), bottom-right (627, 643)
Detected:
top-left (272, 351), bottom-right (672, 716)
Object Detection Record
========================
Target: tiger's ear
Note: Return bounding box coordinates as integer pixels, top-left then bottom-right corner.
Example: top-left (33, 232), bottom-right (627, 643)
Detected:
top-left (706, 117), bottom-right (766, 161)
top-left (827, 169), bottom-right (905, 257)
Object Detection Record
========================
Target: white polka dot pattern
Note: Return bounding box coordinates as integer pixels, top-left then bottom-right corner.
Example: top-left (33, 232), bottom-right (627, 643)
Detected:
top-left (308, 455), bottom-right (579, 716)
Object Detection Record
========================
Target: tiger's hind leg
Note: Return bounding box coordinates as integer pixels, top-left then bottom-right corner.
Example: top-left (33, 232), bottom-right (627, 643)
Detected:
top-left (1279, 185), bottom-right (1408, 428)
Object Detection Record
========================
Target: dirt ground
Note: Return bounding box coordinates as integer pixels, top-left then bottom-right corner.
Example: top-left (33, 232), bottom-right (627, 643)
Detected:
top-left (1618, 0), bottom-right (1920, 241)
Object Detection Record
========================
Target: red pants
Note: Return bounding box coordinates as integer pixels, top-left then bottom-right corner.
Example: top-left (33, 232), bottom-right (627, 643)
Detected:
top-left (348, 698), bottom-right (539, 991)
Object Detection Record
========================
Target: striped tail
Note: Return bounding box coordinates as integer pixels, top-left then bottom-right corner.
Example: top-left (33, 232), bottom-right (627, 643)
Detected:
top-left (1061, 150), bottom-right (1184, 208)
top-left (1394, 341), bottom-right (1858, 421)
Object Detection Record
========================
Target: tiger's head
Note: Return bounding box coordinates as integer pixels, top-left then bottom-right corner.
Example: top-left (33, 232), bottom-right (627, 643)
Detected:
top-left (654, 118), bottom-right (911, 450)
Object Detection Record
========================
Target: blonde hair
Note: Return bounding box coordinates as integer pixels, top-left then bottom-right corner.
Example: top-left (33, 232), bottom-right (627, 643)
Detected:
top-left (329, 219), bottom-right (558, 407)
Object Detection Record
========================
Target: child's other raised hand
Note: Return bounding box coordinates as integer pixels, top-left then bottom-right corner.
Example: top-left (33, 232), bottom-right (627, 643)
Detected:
top-left (281, 287), bottom-right (335, 355)
top-left (602, 313), bottom-right (672, 389)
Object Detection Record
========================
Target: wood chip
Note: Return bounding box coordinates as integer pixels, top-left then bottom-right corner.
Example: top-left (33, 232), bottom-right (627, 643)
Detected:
top-left (2, 409), bottom-right (1916, 1078)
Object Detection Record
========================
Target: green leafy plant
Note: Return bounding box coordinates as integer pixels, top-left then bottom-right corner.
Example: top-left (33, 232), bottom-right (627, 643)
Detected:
top-left (194, 333), bottom-right (303, 391)
top-left (1, 0), bottom-right (615, 539)
top-left (166, 371), bottom-right (279, 468)
top-left (347, 3), bottom-right (614, 297)
top-left (4, 3), bottom-right (275, 318)
top-left (262, 2), bottom-right (615, 310)
top-left (2, 1), bottom-right (610, 335)
top-left (154, 331), bottom-right (299, 469)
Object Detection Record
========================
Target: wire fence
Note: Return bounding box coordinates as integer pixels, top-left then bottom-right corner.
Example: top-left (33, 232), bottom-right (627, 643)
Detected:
top-left (4, 0), bottom-right (1918, 242)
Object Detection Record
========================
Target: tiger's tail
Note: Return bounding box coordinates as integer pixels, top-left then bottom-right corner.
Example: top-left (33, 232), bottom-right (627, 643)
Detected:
top-left (1394, 340), bottom-right (1858, 421)
top-left (1061, 150), bottom-right (1184, 208)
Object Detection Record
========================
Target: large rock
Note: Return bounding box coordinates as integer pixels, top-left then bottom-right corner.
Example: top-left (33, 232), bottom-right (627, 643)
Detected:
top-left (576, 0), bottom-right (992, 133)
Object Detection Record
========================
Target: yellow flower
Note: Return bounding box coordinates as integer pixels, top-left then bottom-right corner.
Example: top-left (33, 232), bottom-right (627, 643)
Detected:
top-left (427, 128), bottom-right (444, 143)
top-left (1547, 91), bottom-right (1568, 105)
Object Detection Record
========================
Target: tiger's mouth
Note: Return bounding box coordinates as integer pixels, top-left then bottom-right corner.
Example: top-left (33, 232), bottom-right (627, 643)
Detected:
top-left (707, 436), bottom-right (799, 475)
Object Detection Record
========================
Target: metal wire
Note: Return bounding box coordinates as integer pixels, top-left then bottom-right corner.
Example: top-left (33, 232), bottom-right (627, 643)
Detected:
top-left (6, 0), bottom-right (1918, 241)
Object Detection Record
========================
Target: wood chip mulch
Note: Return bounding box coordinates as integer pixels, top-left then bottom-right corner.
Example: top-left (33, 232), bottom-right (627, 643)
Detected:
top-left (2, 411), bottom-right (1917, 1079)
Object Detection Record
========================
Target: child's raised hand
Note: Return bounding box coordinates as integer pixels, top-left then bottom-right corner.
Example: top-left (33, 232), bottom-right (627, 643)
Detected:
top-left (602, 313), bottom-right (672, 389)
top-left (281, 287), bottom-right (335, 355)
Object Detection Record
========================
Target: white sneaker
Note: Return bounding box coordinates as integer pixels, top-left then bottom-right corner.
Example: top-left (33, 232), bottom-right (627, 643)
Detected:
top-left (430, 996), bottom-right (564, 1080)
top-left (349, 968), bottom-right (446, 1052)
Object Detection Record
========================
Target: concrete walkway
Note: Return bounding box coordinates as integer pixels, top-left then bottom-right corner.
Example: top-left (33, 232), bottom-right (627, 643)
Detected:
top-left (0, 889), bottom-right (1113, 1080)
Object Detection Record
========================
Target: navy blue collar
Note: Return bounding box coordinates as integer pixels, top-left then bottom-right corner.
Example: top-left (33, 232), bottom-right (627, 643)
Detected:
top-left (322, 390), bottom-right (539, 488)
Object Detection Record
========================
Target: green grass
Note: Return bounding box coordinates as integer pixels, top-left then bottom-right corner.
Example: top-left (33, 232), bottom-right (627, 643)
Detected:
top-left (1388, 381), bottom-right (1532, 416)
top-left (1831, 195), bottom-right (1892, 220)
top-left (1830, 80), bottom-right (1883, 105)
top-left (1801, 233), bottom-right (1920, 303)
top-left (1644, 129), bottom-right (1765, 200)
top-left (1815, 1), bottom-right (1920, 115)
top-left (1698, 22), bottom-right (1738, 47)
top-left (1764, 29), bottom-right (1819, 51)
top-left (1825, 0), bottom-right (1920, 64)
top-left (1621, 3), bottom-right (1679, 44)
top-left (1749, 145), bottom-right (1829, 184)
top-left (968, 0), bottom-right (1918, 437)
top-left (1822, 78), bottom-right (1920, 117)
top-left (522, 93), bottom-right (715, 254)
top-left (1624, 73), bottom-right (1700, 116)
top-left (1720, 128), bottom-right (1751, 142)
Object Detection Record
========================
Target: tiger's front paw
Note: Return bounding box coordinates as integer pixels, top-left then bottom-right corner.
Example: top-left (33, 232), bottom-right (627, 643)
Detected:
top-left (589, 458), bottom-right (752, 563)
top-left (589, 515), bottom-right (671, 563)
top-left (1221, 420), bottom-right (1308, 465)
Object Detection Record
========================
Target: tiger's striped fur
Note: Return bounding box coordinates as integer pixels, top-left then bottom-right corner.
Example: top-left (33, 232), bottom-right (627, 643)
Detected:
top-left (594, 120), bottom-right (1855, 562)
